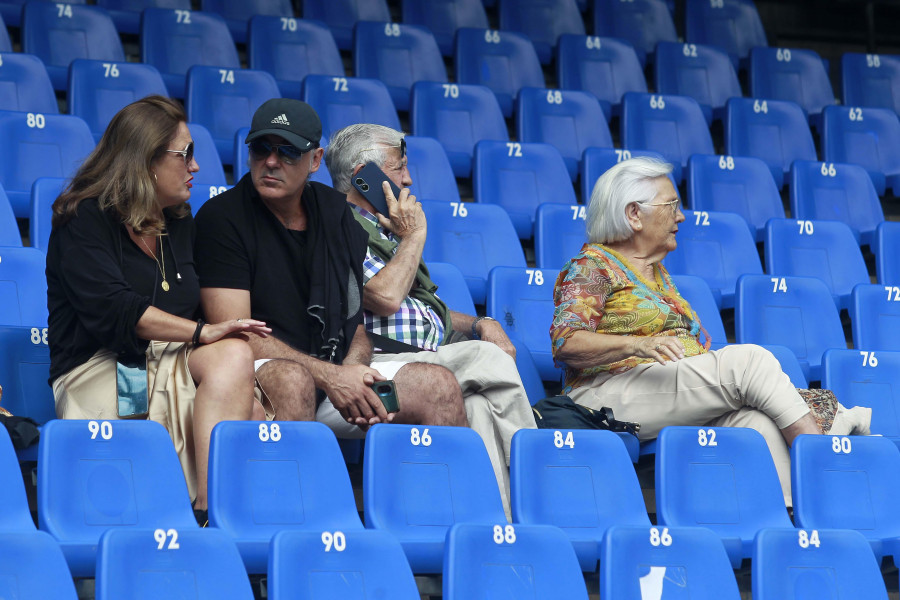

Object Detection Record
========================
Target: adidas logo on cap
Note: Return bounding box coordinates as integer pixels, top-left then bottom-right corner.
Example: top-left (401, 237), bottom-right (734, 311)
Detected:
top-left (271, 114), bottom-right (290, 126)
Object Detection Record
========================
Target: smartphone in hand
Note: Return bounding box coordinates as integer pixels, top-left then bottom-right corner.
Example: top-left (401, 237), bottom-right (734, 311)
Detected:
top-left (370, 379), bottom-right (400, 413)
top-left (352, 163), bottom-right (401, 216)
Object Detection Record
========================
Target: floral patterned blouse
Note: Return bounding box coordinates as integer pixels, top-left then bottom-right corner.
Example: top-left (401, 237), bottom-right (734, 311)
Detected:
top-left (550, 243), bottom-right (710, 393)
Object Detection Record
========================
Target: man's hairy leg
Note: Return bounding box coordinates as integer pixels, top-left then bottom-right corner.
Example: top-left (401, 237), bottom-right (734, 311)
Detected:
top-left (255, 359), bottom-right (317, 421)
top-left (390, 362), bottom-right (468, 426)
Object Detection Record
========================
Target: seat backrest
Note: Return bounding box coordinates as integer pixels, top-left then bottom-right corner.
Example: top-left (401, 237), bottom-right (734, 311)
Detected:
top-left (96, 527), bottom-right (254, 599)
top-left (662, 209), bottom-right (762, 309)
top-left (454, 27), bottom-right (544, 117)
top-left (764, 218), bottom-right (869, 311)
top-left (850, 283), bottom-right (900, 352)
top-left (401, 0), bottom-right (488, 56)
top-left (516, 87), bottom-right (613, 181)
top-left (592, 0), bottom-right (677, 66)
top-left (823, 347), bottom-right (900, 437)
top-left (498, 0), bottom-right (584, 64)
top-left (0, 52), bottom-right (58, 114)
top-left (789, 160), bottom-right (884, 245)
top-left (761, 343), bottom-right (809, 388)
top-left (353, 21), bottom-right (446, 112)
top-left (0, 11), bottom-right (11, 50)
top-left (791, 434), bottom-right (900, 556)
top-left (22, 3), bottom-right (124, 90)
top-left (581, 147), bottom-right (669, 201)
top-left (510, 338), bottom-right (547, 404)
top-left (302, 74), bottom-right (400, 140)
top-left (0, 182), bottom-right (19, 246)
top-left (0, 246), bottom-right (49, 326)
top-left (425, 261), bottom-right (476, 315)
top-left (363, 423), bottom-right (506, 573)
top-left (557, 34), bottom-right (646, 119)
top-left (301, 0), bottom-right (390, 50)
top-left (185, 65), bottom-right (280, 166)
top-left (875, 221), bottom-right (900, 285)
top-left (269, 529), bottom-right (420, 599)
top-left (725, 97), bottom-right (817, 189)
top-left (822, 104), bottom-right (900, 196)
top-left (67, 59), bottom-right (168, 143)
top-left (486, 265), bottom-right (559, 380)
top-left (0, 325), bottom-right (55, 423)
top-left (670, 274), bottom-right (727, 348)
top-left (185, 122), bottom-right (227, 210)
top-left (444, 523), bottom-right (589, 599)
top-left (404, 135), bottom-right (459, 204)
top-left (410, 81), bottom-right (508, 178)
top-left (96, 0), bottom-right (192, 35)
top-left (0, 531), bottom-right (78, 599)
top-left (654, 41), bottom-right (741, 121)
top-left (601, 525), bottom-right (742, 599)
top-left (684, 0), bottom-right (767, 62)
top-left (841, 52), bottom-right (900, 116)
top-left (474, 140), bottom-right (576, 239)
top-left (749, 46), bottom-right (835, 117)
top-left (140, 8), bottom-right (239, 97)
top-left (687, 153), bottom-right (784, 242)
top-left (621, 92), bottom-right (714, 183)
top-left (534, 202), bottom-right (587, 270)
top-left (199, 0), bottom-right (291, 43)
top-left (735, 273), bottom-right (846, 382)
top-left (753, 527), bottom-right (888, 600)
top-left (0, 426), bottom-right (35, 530)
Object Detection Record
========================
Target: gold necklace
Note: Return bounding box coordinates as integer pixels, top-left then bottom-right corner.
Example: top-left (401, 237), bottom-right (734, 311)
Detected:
top-left (140, 236), bottom-right (169, 292)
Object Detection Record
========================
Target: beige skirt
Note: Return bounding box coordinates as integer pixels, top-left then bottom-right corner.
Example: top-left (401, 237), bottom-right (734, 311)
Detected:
top-left (52, 341), bottom-right (199, 501)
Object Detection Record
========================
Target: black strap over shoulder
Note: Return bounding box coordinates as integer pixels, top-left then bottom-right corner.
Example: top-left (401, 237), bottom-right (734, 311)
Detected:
top-left (366, 331), bottom-right (426, 354)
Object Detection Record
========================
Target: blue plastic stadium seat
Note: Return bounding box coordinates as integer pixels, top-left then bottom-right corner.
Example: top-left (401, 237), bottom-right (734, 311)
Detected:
top-left (750, 46), bottom-right (835, 122)
top-left (454, 27), bottom-right (544, 118)
top-left (302, 74), bottom-right (400, 140)
top-left (363, 423), bottom-right (506, 574)
top-left (0, 52), bottom-right (57, 114)
top-left (269, 529), bottom-right (419, 599)
top-left (516, 87), bottom-right (613, 181)
top-left (410, 81), bottom-right (508, 178)
top-left (208, 421), bottom-right (363, 574)
top-left (0, 0), bottom-right (87, 29)
top-left (764, 218), bottom-right (869, 311)
top-left (656, 426), bottom-right (792, 567)
top-left (67, 59), bottom-right (168, 143)
top-left (0, 424), bottom-right (35, 529)
top-left (354, 21), bottom-right (446, 112)
top-left (735, 274), bottom-right (846, 382)
top-left (0, 10), bottom-right (12, 48)
top-left (0, 246), bottom-right (49, 326)
top-left (185, 122), bottom-right (228, 215)
top-left (0, 182), bottom-right (19, 247)
top-left (841, 52), bottom-right (900, 117)
top-left (141, 8), bottom-right (239, 98)
top-left (425, 261), bottom-right (476, 315)
top-left (761, 344), bottom-right (809, 388)
top-left (875, 221), bottom-right (900, 285)
top-left (823, 347), bottom-right (900, 437)
top-left (850, 283), bottom-right (900, 352)
top-left (602, 525), bottom-right (742, 598)
top-left (0, 531), bottom-right (78, 599)
top-left (38, 419), bottom-right (197, 577)
top-left (486, 266), bottom-right (559, 380)
top-left (654, 41), bottom-right (742, 124)
top-left (670, 274), bottom-right (727, 348)
top-left (510, 428), bottom-right (651, 572)
top-left (581, 147), bottom-right (670, 201)
top-left (404, 135), bottom-right (460, 204)
top-left (687, 154), bottom-right (784, 242)
top-left (557, 34), bottom-right (647, 120)
top-left (96, 528), bottom-right (253, 599)
top-left (725, 97), bottom-right (817, 189)
top-left (662, 209), bottom-right (762, 309)
top-left (621, 92), bottom-right (714, 184)
top-left (534, 203), bottom-right (586, 271)
top-left (753, 528), bottom-right (889, 600)
top-left (510, 338), bottom-right (547, 403)
top-left (185, 65), bottom-right (279, 166)
top-left (790, 160), bottom-right (883, 246)
top-left (498, 0), bottom-right (584, 65)
top-left (592, 0), bottom-right (677, 67)
top-left (444, 523), bottom-right (589, 598)
top-left (22, 3), bottom-right (123, 91)
top-left (301, 0), bottom-right (389, 50)
top-left (791, 434), bottom-right (900, 562)
top-left (0, 326), bottom-right (54, 423)
top-left (474, 140), bottom-right (577, 239)
top-left (421, 199), bottom-right (525, 304)
top-left (199, 0), bottom-right (291, 44)
top-left (96, 0), bottom-right (191, 35)
top-left (401, 0), bottom-right (487, 56)
top-left (684, 0), bottom-right (767, 66)
top-left (822, 104), bottom-right (900, 196)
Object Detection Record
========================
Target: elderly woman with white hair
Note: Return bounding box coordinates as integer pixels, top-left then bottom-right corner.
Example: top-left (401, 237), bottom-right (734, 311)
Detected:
top-left (550, 156), bottom-right (869, 502)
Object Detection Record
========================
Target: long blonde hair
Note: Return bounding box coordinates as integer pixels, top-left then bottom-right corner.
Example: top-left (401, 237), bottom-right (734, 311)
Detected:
top-left (53, 95), bottom-right (190, 234)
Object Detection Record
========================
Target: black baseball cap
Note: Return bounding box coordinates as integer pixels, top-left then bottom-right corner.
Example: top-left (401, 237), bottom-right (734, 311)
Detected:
top-left (245, 98), bottom-right (322, 152)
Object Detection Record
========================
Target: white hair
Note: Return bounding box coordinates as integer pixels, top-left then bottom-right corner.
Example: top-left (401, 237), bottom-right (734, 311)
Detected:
top-left (585, 156), bottom-right (674, 244)
top-left (325, 123), bottom-right (405, 193)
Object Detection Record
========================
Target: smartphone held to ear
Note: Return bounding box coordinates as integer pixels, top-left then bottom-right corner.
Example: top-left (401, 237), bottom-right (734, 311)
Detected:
top-left (371, 380), bottom-right (400, 413)
top-left (352, 163), bottom-right (401, 216)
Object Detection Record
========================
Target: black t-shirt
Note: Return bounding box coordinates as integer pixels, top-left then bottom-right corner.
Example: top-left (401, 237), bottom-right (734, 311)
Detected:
top-left (46, 198), bottom-right (199, 381)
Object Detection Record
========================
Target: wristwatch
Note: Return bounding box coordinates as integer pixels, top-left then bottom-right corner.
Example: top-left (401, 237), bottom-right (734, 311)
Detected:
top-left (471, 316), bottom-right (497, 340)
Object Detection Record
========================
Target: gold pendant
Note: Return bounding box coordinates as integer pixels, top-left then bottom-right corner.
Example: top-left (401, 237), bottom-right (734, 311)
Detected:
top-left (161, 280), bottom-right (170, 292)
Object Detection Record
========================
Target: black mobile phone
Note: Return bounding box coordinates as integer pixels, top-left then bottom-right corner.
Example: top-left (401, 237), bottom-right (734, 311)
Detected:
top-left (352, 163), bottom-right (401, 216)
top-left (371, 380), bottom-right (400, 413)
top-left (116, 358), bottom-right (149, 418)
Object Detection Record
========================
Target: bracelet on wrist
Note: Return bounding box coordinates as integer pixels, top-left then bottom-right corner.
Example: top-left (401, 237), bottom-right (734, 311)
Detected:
top-left (192, 319), bottom-right (205, 346)
top-left (471, 316), bottom-right (496, 340)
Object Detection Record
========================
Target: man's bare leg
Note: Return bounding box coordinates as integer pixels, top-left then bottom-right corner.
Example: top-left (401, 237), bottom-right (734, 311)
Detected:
top-left (255, 359), bottom-right (317, 421)
top-left (390, 362), bottom-right (468, 426)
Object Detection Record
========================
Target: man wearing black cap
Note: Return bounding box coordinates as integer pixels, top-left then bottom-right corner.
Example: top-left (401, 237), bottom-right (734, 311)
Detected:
top-left (194, 99), bottom-right (467, 431)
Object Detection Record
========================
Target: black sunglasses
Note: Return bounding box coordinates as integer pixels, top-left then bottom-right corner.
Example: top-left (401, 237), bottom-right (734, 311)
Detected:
top-left (248, 140), bottom-right (307, 164)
